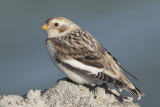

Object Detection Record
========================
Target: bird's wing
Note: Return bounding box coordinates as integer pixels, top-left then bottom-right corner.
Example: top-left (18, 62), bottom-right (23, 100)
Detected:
top-left (50, 29), bottom-right (136, 79)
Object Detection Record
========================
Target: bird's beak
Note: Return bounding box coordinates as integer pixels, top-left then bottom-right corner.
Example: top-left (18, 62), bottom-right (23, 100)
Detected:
top-left (41, 24), bottom-right (49, 30)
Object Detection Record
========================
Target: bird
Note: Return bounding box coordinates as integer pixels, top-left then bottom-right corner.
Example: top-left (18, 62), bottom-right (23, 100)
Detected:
top-left (41, 17), bottom-right (144, 100)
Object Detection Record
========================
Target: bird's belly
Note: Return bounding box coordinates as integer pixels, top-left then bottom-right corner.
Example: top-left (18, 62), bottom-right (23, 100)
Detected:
top-left (46, 40), bottom-right (97, 85)
top-left (57, 63), bottom-right (97, 85)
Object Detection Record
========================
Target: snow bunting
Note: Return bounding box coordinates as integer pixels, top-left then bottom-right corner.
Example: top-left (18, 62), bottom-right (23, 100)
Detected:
top-left (41, 17), bottom-right (144, 100)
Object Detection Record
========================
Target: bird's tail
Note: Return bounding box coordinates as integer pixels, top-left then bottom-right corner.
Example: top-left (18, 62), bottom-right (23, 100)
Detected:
top-left (125, 86), bottom-right (145, 100)
top-left (93, 72), bottom-right (145, 100)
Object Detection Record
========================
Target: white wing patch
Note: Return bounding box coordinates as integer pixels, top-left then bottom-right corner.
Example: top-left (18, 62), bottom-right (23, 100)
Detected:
top-left (57, 63), bottom-right (97, 84)
top-left (63, 59), bottom-right (104, 75)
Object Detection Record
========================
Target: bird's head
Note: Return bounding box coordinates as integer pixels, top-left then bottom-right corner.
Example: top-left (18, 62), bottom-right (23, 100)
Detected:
top-left (41, 17), bottom-right (80, 38)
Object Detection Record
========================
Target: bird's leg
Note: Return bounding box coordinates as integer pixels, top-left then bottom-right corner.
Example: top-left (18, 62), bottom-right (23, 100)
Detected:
top-left (99, 82), bottom-right (108, 88)
top-left (98, 82), bottom-right (110, 94)
top-left (90, 84), bottom-right (98, 94)
top-left (83, 84), bottom-right (98, 94)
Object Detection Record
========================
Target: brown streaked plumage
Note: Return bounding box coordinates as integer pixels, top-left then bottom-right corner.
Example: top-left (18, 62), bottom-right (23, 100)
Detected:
top-left (41, 17), bottom-right (145, 100)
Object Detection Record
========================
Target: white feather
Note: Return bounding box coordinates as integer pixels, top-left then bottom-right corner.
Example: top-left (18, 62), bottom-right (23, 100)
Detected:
top-left (63, 59), bottom-right (104, 75)
top-left (46, 40), bottom-right (56, 56)
top-left (57, 63), bottom-right (97, 84)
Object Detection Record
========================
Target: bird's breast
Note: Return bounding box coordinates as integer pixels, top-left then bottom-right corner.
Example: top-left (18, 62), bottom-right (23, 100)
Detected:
top-left (46, 40), bottom-right (57, 57)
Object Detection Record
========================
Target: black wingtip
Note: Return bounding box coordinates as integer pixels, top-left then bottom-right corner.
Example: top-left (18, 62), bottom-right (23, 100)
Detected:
top-left (126, 71), bottom-right (138, 80)
top-left (120, 66), bottom-right (138, 80)
top-left (135, 86), bottom-right (145, 96)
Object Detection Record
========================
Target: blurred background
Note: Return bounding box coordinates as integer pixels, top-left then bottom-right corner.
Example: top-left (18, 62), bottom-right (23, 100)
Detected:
top-left (0, 0), bottom-right (160, 106)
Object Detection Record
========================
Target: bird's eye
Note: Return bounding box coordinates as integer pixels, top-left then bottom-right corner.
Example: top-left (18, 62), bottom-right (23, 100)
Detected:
top-left (55, 23), bottom-right (59, 26)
